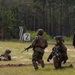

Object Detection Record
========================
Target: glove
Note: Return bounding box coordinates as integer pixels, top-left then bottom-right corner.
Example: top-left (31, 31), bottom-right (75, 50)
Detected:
top-left (47, 59), bottom-right (50, 62)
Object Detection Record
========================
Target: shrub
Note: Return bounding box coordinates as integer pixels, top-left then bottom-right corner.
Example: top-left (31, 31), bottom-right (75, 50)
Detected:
top-left (25, 30), bottom-right (51, 41)
top-left (64, 36), bottom-right (73, 43)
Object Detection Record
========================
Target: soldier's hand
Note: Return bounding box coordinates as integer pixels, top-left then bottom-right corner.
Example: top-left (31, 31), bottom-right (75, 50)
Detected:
top-left (47, 59), bottom-right (49, 62)
top-left (25, 48), bottom-right (29, 51)
top-left (21, 47), bottom-right (29, 53)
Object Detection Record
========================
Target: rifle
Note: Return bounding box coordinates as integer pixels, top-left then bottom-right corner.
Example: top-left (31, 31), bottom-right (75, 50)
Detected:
top-left (21, 45), bottom-right (32, 53)
top-left (21, 48), bottom-right (27, 53)
top-left (52, 48), bottom-right (60, 57)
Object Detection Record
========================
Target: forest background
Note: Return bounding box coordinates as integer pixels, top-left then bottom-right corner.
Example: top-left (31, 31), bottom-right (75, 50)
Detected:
top-left (0, 0), bottom-right (75, 40)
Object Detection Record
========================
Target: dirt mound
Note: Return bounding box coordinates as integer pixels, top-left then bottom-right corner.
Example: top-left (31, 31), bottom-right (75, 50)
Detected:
top-left (0, 64), bottom-right (32, 67)
top-left (0, 61), bottom-right (74, 68)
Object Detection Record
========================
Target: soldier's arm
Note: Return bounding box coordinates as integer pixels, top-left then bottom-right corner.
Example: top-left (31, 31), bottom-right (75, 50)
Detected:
top-left (62, 45), bottom-right (67, 55)
top-left (25, 36), bottom-right (38, 50)
top-left (32, 36), bottom-right (38, 46)
top-left (47, 52), bottom-right (53, 62)
top-left (24, 36), bottom-right (38, 52)
top-left (47, 47), bottom-right (56, 62)
top-left (21, 45), bottom-right (32, 53)
top-left (25, 45), bottom-right (32, 51)
top-left (1, 53), bottom-right (5, 56)
top-left (45, 40), bottom-right (48, 48)
top-left (73, 33), bottom-right (75, 48)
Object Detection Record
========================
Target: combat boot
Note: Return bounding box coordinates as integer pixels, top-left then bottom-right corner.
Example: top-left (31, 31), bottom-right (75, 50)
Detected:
top-left (40, 60), bottom-right (45, 68)
top-left (35, 67), bottom-right (38, 71)
top-left (68, 64), bottom-right (73, 68)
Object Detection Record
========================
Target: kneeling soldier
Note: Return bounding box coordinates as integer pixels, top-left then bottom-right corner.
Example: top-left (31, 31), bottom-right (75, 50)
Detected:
top-left (47, 36), bottom-right (69, 69)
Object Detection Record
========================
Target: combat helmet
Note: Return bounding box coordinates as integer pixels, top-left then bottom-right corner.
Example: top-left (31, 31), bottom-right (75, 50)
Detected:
top-left (54, 36), bottom-right (64, 42)
top-left (5, 49), bottom-right (11, 54)
top-left (37, 29), bottom-right (44, 35)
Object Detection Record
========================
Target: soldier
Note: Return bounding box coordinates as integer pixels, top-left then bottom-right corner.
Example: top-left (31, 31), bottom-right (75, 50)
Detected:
top-left (24, 29), bottom-right (48, 70)
top-left (0, 49), bottom-right (11, 61)
top-left (47, 36), bottom-right (68, 69)
top-left (73, 32), bottom-right (75, 48)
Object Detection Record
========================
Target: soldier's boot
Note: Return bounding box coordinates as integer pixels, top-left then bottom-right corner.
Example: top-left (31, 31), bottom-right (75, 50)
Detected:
top-left (32, 60), bottom-right (38, 71)
top-left (68, 64), bottom-right (73, 68)
top-left (34, 65), bottom-right (38, 71)
top-left (40, 60), bottom-right (45, 68)
top-left (61, 64), bottom-right (73, 69)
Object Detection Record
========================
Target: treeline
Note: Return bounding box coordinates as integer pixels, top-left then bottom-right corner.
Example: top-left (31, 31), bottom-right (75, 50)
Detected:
top-left (0, 0), bottom-right (75, 39)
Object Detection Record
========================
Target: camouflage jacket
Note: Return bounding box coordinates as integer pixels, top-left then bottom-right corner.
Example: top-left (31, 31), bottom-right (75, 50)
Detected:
top-left (31, 35), bottom-right (48, 53)
top-left (73, 33), bottom-right (75, 46)
top-left (48, 44), bottom-right (68, 60)
top-left (0, 53), bottom-right (11, 61)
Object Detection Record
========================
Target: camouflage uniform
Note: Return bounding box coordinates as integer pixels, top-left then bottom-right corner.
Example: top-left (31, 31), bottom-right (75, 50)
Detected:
top-left (47, 36), bottom-right (68, 68)
top-left (47, 44), bottom-right (68, 63)
top-left (0, 49), bottom-right (11, 61)
top-left (73, 33), bottom-right (75, 48)
top-left (25, 29), bottom-right (48, 70)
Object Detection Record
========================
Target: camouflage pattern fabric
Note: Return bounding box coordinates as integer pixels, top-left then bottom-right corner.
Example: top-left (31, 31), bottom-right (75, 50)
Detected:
top-left (32, 50), bottom-right (44, 69)
top-left (47, 43), bottom-right (68, 69)
top-left (73, 33), bottom-right (75, 46)
top-left (24, 29), bottom-right (48, 70)
top-left (32, 35), bottom-right (48, 51)
top-left (31, 35), bottom-right (48, 70)
top-left (0, 50), bottom-right (11, 61)
top-left (48, 44), bottom-right (68, 62)
top-left (0, 54), bottom-right (11, 61)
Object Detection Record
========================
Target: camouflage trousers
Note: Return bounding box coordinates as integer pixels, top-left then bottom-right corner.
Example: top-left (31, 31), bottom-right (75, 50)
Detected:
top-left (32, 50), bottom-right (44, 69)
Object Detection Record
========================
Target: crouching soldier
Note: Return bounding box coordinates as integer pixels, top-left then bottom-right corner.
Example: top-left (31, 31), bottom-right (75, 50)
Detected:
top-left (0, 49), bottom-right (11, 61)
top-left (22, 29), bottom-right (48, 70)
top-left (47, 36), bottom-right (72, 69)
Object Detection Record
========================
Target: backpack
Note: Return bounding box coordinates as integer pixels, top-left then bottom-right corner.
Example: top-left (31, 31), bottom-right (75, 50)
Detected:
top-left (38, 35), bottom-right (47, 48)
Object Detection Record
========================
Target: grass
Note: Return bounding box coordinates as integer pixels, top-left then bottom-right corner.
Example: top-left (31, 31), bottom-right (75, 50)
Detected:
top-left (0, 41), bottom-right (75, 75)
top-left (0, 65), bottom-right (75, 75)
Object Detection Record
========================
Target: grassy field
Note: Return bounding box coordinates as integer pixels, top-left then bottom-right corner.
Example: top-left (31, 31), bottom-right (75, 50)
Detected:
top-left (0, 41), bottom-right (75, 75)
